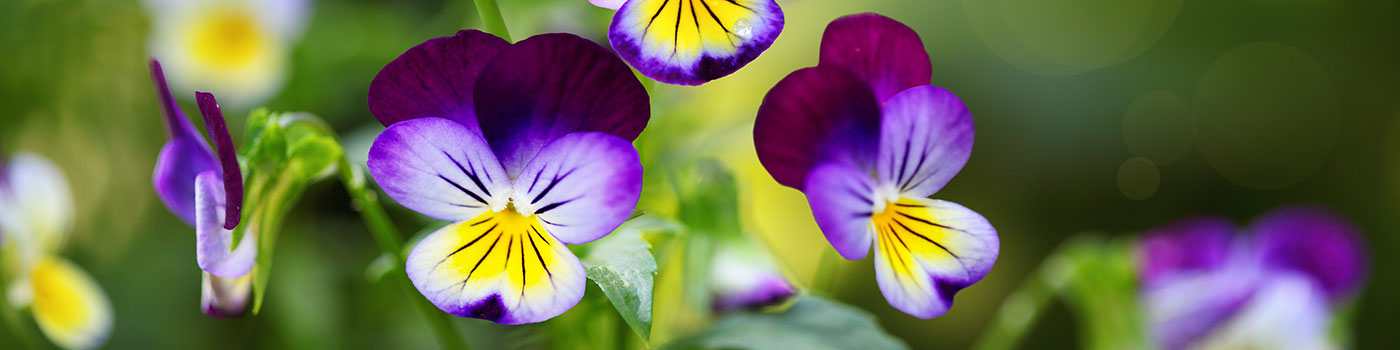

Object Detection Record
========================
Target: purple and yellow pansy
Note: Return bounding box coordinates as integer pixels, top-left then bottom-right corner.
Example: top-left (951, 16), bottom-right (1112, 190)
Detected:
top-left (150, 59), bottom-right (257, 317)
top-left (1138, 206), bottom-right (1367, 349)
top-left (753, 13), bottom-right (998, 319)
top-left (367, 30), bottom-right (649, 324)
top-left (588, 0), bottom-right (784, 85)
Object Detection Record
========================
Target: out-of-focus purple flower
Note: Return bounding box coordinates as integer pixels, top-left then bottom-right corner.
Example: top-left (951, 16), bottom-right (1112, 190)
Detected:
top-left (589, 0), bottom-right (783, 85)
top-left (752, 13), bottom-right (997, 319)
top-left (1137, 206), bottom-right (1367, 349)
top-left (366, 30), bottom-right (648, 324)
top-left (709, 239), bottom-right (795, 311)
top-left (150, 59), bottom-right (255, 317)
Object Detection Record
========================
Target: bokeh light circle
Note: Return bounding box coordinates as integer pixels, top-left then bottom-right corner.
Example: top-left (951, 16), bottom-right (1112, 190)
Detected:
top-left (1117, 157), bottom-right (1160, 200)
top-left (964, 0), bottom-right (1182, 76)
top-left (1192, 41), bottom-right (1339, 190)
top-left (1123, 90), bottom-right (1194, 165)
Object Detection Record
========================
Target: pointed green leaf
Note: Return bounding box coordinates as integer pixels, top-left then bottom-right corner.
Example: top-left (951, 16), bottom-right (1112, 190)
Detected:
top-left (581, 227), bottom-right (658, 341)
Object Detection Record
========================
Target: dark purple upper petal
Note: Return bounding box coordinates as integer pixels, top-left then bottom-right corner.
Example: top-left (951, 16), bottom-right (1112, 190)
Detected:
top-left (368, 30), bottom-right (511, 128)
top-left (818, 13), bottom-right (932, 103)
top-left (195, 92), bottom-right (243, 230)
top-left (151, 58), bottom-right (218, 226)
top-left (1136, 216), bottom-right (1235, 287)
top-left (753, 66), bottom-right (880, 189)
top-left (473, 33), bottom-right (650, 176)
top-left (1250, 205), bottom-right (1367, 300)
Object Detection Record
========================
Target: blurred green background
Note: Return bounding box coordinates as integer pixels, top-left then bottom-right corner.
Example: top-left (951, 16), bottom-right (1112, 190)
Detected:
top-left (2, 0), bottom-right (1397, 348)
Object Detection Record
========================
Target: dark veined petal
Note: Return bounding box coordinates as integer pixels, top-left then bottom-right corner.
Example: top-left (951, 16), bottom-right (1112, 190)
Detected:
top-left (1250, 205), bottom-right (1367, 300)
top-left (194, 171), bottom-right (257, 278)
top-left (876, 86), bottom-right (974, 197)
top-left (608, 0), bottom-right (784, 85)
top-left (754, 66), bottom-right (880, 189)
top-left (195, 92), bottom-right (243, 230)
top-left (367, 117), bottom-right (512, 222)
top-left (29, 256), bottom-right (113, 350)
top-left (510, 132), bottom-right (642, 245)
top-left (368, 30), bottom-right (510, 128)
top-left (1136, 216), bottom-right (1235, 287)
top-left (473, 34), bottom-right (650, 176)
top-left (151, 59), bottom-right (218, 226)
top-left (869, 197), bottom-right (997, 319)
top-left (405, 213), bottom-right (586, 324)
top-left (819, 13), bottom-right (932, 102)
top-left (803, 161), bottom-right (877, 260)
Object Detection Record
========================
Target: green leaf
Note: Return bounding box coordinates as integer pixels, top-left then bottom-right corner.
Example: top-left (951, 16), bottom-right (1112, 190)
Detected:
top-left (581, 227), bottom-right (658, 342)
top-left (240, 108), bottom-right (272, 156)
top-left (663, 296), bottom-right (909, 350)
top-left (287, 135), bottom-right (343, 180)
top-left (246, 121), bottom-right (287, 172)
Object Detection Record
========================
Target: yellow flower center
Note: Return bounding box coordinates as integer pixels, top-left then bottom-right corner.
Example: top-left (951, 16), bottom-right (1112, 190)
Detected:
top-left (186, 8), bottom-right (268, 69)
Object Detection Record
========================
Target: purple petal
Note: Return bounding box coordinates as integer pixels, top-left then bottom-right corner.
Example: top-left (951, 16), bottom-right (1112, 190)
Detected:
top-left (195, 92), bottom-right (243, 230)
top-left (1136, 216), bottom-right (1235, 287)
top-left (870, 197), bottom-right (998, 319)
top-left (1187, 273), bottom-right (1334, 349)
top-left (473, 33), bottom-right (650, 176)
top-left (818, 13), bottom-right (932, 102)
top-left (405, 218), bottom-right (587, 324)
top-left (367, 117), bottom-right (511, 222)
top-left (1250, 205), bottom-right (1367, 300)
top-left (876, 86), bottom-right (974, 197)
top-left (201, 272), bottom-right (252, 318)
top-left (608, 0), bottom-right (784, 85)
top-left (153, 139), bottom-right (218, 226)
top-left (151, 58), bottom-right (218, 226)
top-left (754, 67), bottom-right (881, 189)
top-left (194, 171), bottom-right (256, 278)
top-left (1144, 256), bottom-right (1261, 350)
top-left (710, 239), bottom-right (796, 311)
top-left (588, 0), bottom-right (626, 10)
top-left (368, 30), bottom-right (510, 128)
top-left (803, 161), bottom-right (877, 260)
top-left (510, 132), bottom-right (642, 245)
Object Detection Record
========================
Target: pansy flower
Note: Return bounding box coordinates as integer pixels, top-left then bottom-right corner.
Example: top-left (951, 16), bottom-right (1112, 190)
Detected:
top-left (0, 151), bottom-right (113, 350)
top-left (1138, 206), bottom-right (1367, 349)
top-left (587, 0), bottom-right (783, 85)
top-left (143, 0), bottom-right (312, 109)
top-left (752, 13), bottom-right (999, 319)
top-left (367, 30), bottom-right (648, 324)
top-left (149, 59), bottom-right (256, 317)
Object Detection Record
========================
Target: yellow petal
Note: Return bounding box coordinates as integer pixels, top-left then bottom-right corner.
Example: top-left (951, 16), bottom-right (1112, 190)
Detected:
top-left (30, 256), bottom-right (112, 350)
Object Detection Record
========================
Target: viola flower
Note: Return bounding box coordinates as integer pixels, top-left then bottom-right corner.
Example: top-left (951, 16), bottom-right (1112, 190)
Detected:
top-left (149, 59), bottom-right (256, 317)
top-left (752, 13), bottom-right (999, 319)
top-left (587, 0), bottom-right (783, 85)
top-left (709, 238), bottom-right (794, 311)
top-left (143, 0), bottom-right (312, 109)
top-left (1137, 206), bottom-right (1367, 349)
top-left (0, 152), bottom-right (113, 350)
top-left (367, 30), bottom-right (648, 324)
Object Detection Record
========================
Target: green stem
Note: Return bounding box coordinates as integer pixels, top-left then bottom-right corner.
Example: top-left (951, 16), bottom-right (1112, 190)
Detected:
top-left (472, 0), bottom-right (510, 41)
top-left (969, 260), bottom-right (1064, 350)
top-left (339, 159), bottom-right (467, 350)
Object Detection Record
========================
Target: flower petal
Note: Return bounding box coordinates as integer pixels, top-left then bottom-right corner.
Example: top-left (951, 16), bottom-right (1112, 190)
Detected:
top-left (201, 271), bottom-right (252, 318)
top-left (710, 238), bottom-right (796, 311)
top-left (195, 171), bottom-right (256, 278)
top-left (1143, 258), bottom-right (1260, 350)
top-left (803, 162), bottom-right (877, 260)
top-left (151, 59), bottom-right (219, 226)
top-left (1189, 273), bottom-right (1334, 349)
top-left (368, 30), bottom-right (510, 128)
top-left (819, 13), bottom-right (931, 102)
top-left (0, 153), bottom-right (74, 255)
top-left (473, 33), bottom-right (650, 176)
top-left (195, 92), bottom-right (243, 230)
top-left (29, 256), bottom-right (113, 350)
top-left (588, 0), bottom-right (627, 10)
top-left (609, 0), bottom-right (784, 85)
top-left (406, 214), bottom-right (587, 324)
top-left (754, 67), bottom-right (881, 189)
top-left (870, 197), bottom-right (997, 318)
top-left (1250, 205), bottom-right (1367, 300)
top-left (1136, 216), bottom-right (1235, 287)
top-left (510, 132), bottom-right (642, 245)
top-left (876, 86), bottom-right (974, 197)
top-left (368, 117), bottom-right (512, 222)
